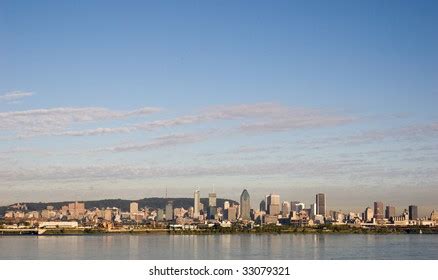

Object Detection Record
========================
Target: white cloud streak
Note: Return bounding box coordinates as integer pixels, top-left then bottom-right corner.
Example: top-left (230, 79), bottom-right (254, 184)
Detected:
top-left (0, 106), bottom-right (162, 136)
top-left (30, 103), bottom-right (354, 138)
top-left (0, 91), bottom-right (34, 102)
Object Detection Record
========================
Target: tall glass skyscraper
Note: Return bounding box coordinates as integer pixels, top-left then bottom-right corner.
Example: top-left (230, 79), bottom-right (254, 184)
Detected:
top-left (240, 189), bottom-right (251, 220)
top-left (194, 190), bottom-right (200, 218)
top-left (316, 193), bottom-right (326, 217)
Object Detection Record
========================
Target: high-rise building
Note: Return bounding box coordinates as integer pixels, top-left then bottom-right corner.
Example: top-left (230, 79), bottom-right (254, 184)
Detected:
top-left (374, 201), bottom-right (384, 220)
top-left (224, 201), bottom-right (230, 210)
top-left (194, 190), bottom-right (200, 218)
top-left (281, 201), bottom-right (290, 218)
top-left (165, 201), bottom-right (174, 221)
top-left (266, 194), bottom-right (281, 215)
top-left (68, 201), bottom-right (85, 219)
top-left (225, 206), bottom-right (238, 222)
top-left (385, 206), bottom-right (396, 219)
top-left (208, 192), bottom-right (217, 207)
top-left (364, 207), bottom-right (374, 222)
top-left (316, 193), bottom-right (326, 217)
top-left (240, 189), bottom-right (251, 220)
top-left (130, 202), bottom-right (138, 214)
top-left (259, 200), bottom-right (266, 212)
top-left (291, 201), bottom-right (305, 212)
top-left (156, 209), bottom-right (164, 221)
top-left (409, 205), bottom-right (418, 220)
top-left (310, 203), bottom-right (317, 218)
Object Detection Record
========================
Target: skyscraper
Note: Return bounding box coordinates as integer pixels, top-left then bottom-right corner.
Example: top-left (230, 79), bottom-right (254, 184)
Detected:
top-left (165, 201), bottom-right (174, 221)
top-left (130, 202), bottom-right (138, 220)
top-left (385, 206), bottom-right (395, 219)
top-left (208, 192), bottom-right (217, 207)
top-left (365, 207), bottom-right (374, 222)
top-left (409, 205), bottom-right (418, 220)
top-left (240, 189), bottom-right (251, 220)
top-left (259, 200), bottom-right (266, 212)
top-left (266, 193), bottom-right (281, 215)
top-left (374, 201), bottom-right (384, 220)
top-left (281, 201), bottom-right (290, 218)
top-left (194, 190), bottom-right (200, 218)
top-left (316, 193), bottom-right (326, 217)
top-left (130, 202), bottom-right (138, 214)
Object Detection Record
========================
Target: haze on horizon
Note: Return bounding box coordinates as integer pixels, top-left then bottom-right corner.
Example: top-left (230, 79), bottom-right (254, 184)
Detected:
top-left (0, 1), bottom-right (437, 216)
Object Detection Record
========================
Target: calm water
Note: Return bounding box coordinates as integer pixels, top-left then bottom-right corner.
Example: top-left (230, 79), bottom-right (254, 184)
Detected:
top-left (0, 234), bottom-right (437, 260)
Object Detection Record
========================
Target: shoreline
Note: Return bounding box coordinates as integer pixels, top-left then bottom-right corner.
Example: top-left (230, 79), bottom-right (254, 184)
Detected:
top-left (1, 226), bottom-right (437, 236)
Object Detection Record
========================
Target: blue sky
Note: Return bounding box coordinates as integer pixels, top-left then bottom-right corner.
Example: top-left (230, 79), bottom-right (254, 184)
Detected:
top-left (0, 1), bottom-right (437, 215)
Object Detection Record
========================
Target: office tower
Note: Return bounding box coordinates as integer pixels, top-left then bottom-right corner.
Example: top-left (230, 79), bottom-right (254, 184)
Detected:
top-left (104, 209), bottom-right (112, 221)
top-left (385, 206), bottom-right (396, 219)
top-left (225, 206), bottom-right (238, 222)
top-left (130, 202), bottom-right (138, 214)
top-left (281, 201), bottom-right (291, 218)
top-left (310, 203), bottom-right (317, 218)
top-left (68, 201), bottom-right (85, 219)
top-left (409, 205), bottom-right (418, 220)
top-left (224, 201), bottom-right (230, 210)
top-left (208, 192), bottom-right (217, 207)
top-left (316, 193), bottom-right (326, 216)
top-left (165, 201), bottom-right (174, 221)
top-left (374, 201), bottom-right (384, 220)
top-left (240, 189), bottom-right (251, 220)
top-left (194, 190), bottom-right (200, 218)
top-left (208, 206), bottom-right (217, 219)
top-left (291, 201), bottom-right (305, 212)
top-left (365, 207), bottom-right (374, 222)
top-left (156, 209), bottom-right (164, 221)
top-left (260, 200), bottom-right (266, 212)
top-left (266, 194), bottom-right (281, 215)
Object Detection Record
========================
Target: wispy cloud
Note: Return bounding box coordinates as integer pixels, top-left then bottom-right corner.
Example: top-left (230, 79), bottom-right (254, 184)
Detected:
top-left (98, 132), bottom-right (210, 153)
top-left (298, 121), bottom-right (438, 148)
top-left (29, 103), bottom-right (354, 138)
top-left (0, 106), bottom-right (162, 136)
top-left (0, 91), bottom-right (34, 103)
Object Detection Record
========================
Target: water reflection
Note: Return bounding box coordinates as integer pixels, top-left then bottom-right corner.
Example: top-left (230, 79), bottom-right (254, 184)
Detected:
top-left (0, 234), bottom-right (436, 260)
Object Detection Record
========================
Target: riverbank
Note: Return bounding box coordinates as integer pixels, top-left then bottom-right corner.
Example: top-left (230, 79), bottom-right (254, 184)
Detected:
top-left (1, 225), bottom-right (437, 236)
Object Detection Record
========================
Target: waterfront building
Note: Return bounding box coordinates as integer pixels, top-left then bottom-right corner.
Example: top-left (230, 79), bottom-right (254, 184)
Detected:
top-left (365, 207), bottom-right (374, 222)
top-left (130, 202), bottom-right (138, 220)
top-left (225, 206), bottom-right (238, 222)
top-left (68, 202), bottom-right (85, 219)
top-left (104, 209), bottom-right (113, 221)
top-left (165, 201), bottom-right (174, 221)
top-left (316, 193), bottom-right (326, 217)
top-left (208, 192), bottom-right (217, 207)
top-left (409, 205), bottom-right (418, 220)
top-left (374, 201), bottom-right (384, 220)
top-left (431, 210), bottom-right (438, 222)
top-left (194, 190), bottom-right (200, 218)
top-left (266, 193), bottom-right (281, 215)
top-left (385, 206), bottom-right (396, 219)
top-left (259, 200), bottom-right (266, 212)
top-left (240, 189), bottom-right (251, 220)
top-left (310, 203), bottom-right (317, 218)
top-left (156, 208), bottom-right (164, 221)
top-left (281, 201), bottom-right (291, 218)
top-left (208, 206), bottom-right (217, 220)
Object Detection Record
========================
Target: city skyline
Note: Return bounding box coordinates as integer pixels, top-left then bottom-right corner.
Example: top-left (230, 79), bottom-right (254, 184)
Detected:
top-left (1, 1), bottom-right (438, 212)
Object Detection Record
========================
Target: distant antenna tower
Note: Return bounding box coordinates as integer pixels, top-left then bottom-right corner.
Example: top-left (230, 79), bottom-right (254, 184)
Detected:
top-left (165, 187), bottom-right (168, 199)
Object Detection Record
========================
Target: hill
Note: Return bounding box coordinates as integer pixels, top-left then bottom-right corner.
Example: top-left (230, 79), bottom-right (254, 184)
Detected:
top-left (0, 197), bottom-right (238, 216)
